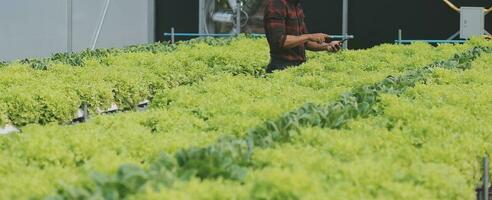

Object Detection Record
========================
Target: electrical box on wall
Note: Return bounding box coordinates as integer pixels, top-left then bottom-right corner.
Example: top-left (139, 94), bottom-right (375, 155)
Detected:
top-left (460, 7), bottom-right (484, 39)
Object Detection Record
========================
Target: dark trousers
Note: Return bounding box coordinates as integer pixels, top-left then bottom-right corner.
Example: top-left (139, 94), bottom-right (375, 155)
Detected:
top-left (266, 58), bottom-right (303, 73)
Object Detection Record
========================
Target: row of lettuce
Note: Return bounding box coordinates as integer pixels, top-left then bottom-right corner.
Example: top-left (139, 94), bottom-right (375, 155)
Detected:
top-left (2, 37), bottom-right (238, 70)
top-left (0, 38), bottom-right (487, 199)
top-left (0, 37), bottom-right (269, 127)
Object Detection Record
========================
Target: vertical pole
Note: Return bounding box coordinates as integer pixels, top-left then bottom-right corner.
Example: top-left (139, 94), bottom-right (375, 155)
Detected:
top-left (82, 103), bottom-right (89, 122)
top-left (171, 27), bottom-right (175, 44)
top-left (148, 0), bottom-right (155, 43)
top-left (342, 0), bottom-right (349, 49)
top-left (236, 0), bottom-right (241, 35)
top-left (398, 29), bottom-right (402, 45)
top-left (199, 0), bottom-right (205, 34)
top-left (67, 0), bottom-right (73, 54)
top-left (484, 156), bottom-right (489, 200)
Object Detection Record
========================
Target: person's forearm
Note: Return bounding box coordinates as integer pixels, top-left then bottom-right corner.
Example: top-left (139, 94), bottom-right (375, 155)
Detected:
top-left (283, 35), bottom-right (310, 49)
top-left (306, 41), bottom-right (328, 51)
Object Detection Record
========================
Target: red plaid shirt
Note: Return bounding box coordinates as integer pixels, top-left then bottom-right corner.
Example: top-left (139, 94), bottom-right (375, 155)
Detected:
top-left (264, 0), bottom-right (308, 62)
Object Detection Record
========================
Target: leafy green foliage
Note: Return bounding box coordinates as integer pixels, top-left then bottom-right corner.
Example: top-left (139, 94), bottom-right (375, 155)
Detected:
top-left (41, 44), bottom-right (490, 199)
top-left (0, 37), bottom-right (269, 126)
top-left (248, 52), bottom-right (492, 200)
top-left (1, 37), bottom-right (490, 199)
top-left (11, 36), bottom-right (258, 70)
top-left (47, 154), bottom-right (176, 200)
top-left (248, 46), bottom-right (492, 148)
top-left (176, 137), bottom-right (252, 181)
top-left (0, 61), bottom-right (7, 68)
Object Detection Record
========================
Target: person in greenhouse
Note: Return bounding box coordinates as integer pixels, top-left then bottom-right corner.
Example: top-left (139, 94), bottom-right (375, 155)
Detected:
top-left (264, 0), bottom-right (342, 73)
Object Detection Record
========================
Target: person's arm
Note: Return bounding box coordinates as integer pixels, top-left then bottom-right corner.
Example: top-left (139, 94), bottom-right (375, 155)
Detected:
top-left (306, 41), bottom-right (328, 51)
top-left (306, 41), bottom-right (343, 52)
top-left (283, 34), bottom-right (328, 49)
top-left (299, 11), bottom-right (338, 52)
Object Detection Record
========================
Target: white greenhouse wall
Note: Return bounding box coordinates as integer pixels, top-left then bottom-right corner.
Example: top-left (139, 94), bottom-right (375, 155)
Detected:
top-left (0, 0), bottom-right (154, 61)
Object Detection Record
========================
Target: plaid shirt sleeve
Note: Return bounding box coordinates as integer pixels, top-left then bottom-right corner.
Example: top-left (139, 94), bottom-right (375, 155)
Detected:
top-left (264, 0), bottom-right (287, 51)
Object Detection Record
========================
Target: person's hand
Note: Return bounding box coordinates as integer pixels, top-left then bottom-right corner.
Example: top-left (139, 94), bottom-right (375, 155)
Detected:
top-left (307, 33), bottom-right (329, 43)
top-left (326, 41), bottom-right (342, 52)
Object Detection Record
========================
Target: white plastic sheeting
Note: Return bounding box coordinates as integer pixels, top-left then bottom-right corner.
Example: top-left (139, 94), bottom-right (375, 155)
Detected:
top-left (0, 0), bottom-right (154, 61)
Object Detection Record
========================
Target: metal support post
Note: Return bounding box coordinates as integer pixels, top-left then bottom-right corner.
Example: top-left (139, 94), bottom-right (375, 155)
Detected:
top-left (199, 0), bottom-right (205, 34)
top-left (67, 0), bottom-right (73, 54)
top-left (148, 0), bottom-right (155, 43)
top-left (398, 29), bottom-right (402, 44)
top-left (236, 0), bottom-right (241, 34)
top-left (342, 0), bottom-right (349, 49)
top-left (171, 27), bottom-right (175, 44)
top-left (484, 156), bottom-right (489, 200)
top-left (82, 103), bottom-right (89, 122)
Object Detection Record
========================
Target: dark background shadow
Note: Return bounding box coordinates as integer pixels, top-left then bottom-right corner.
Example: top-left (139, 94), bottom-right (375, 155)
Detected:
top-left (156, 0), bottom-right (492, 49)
